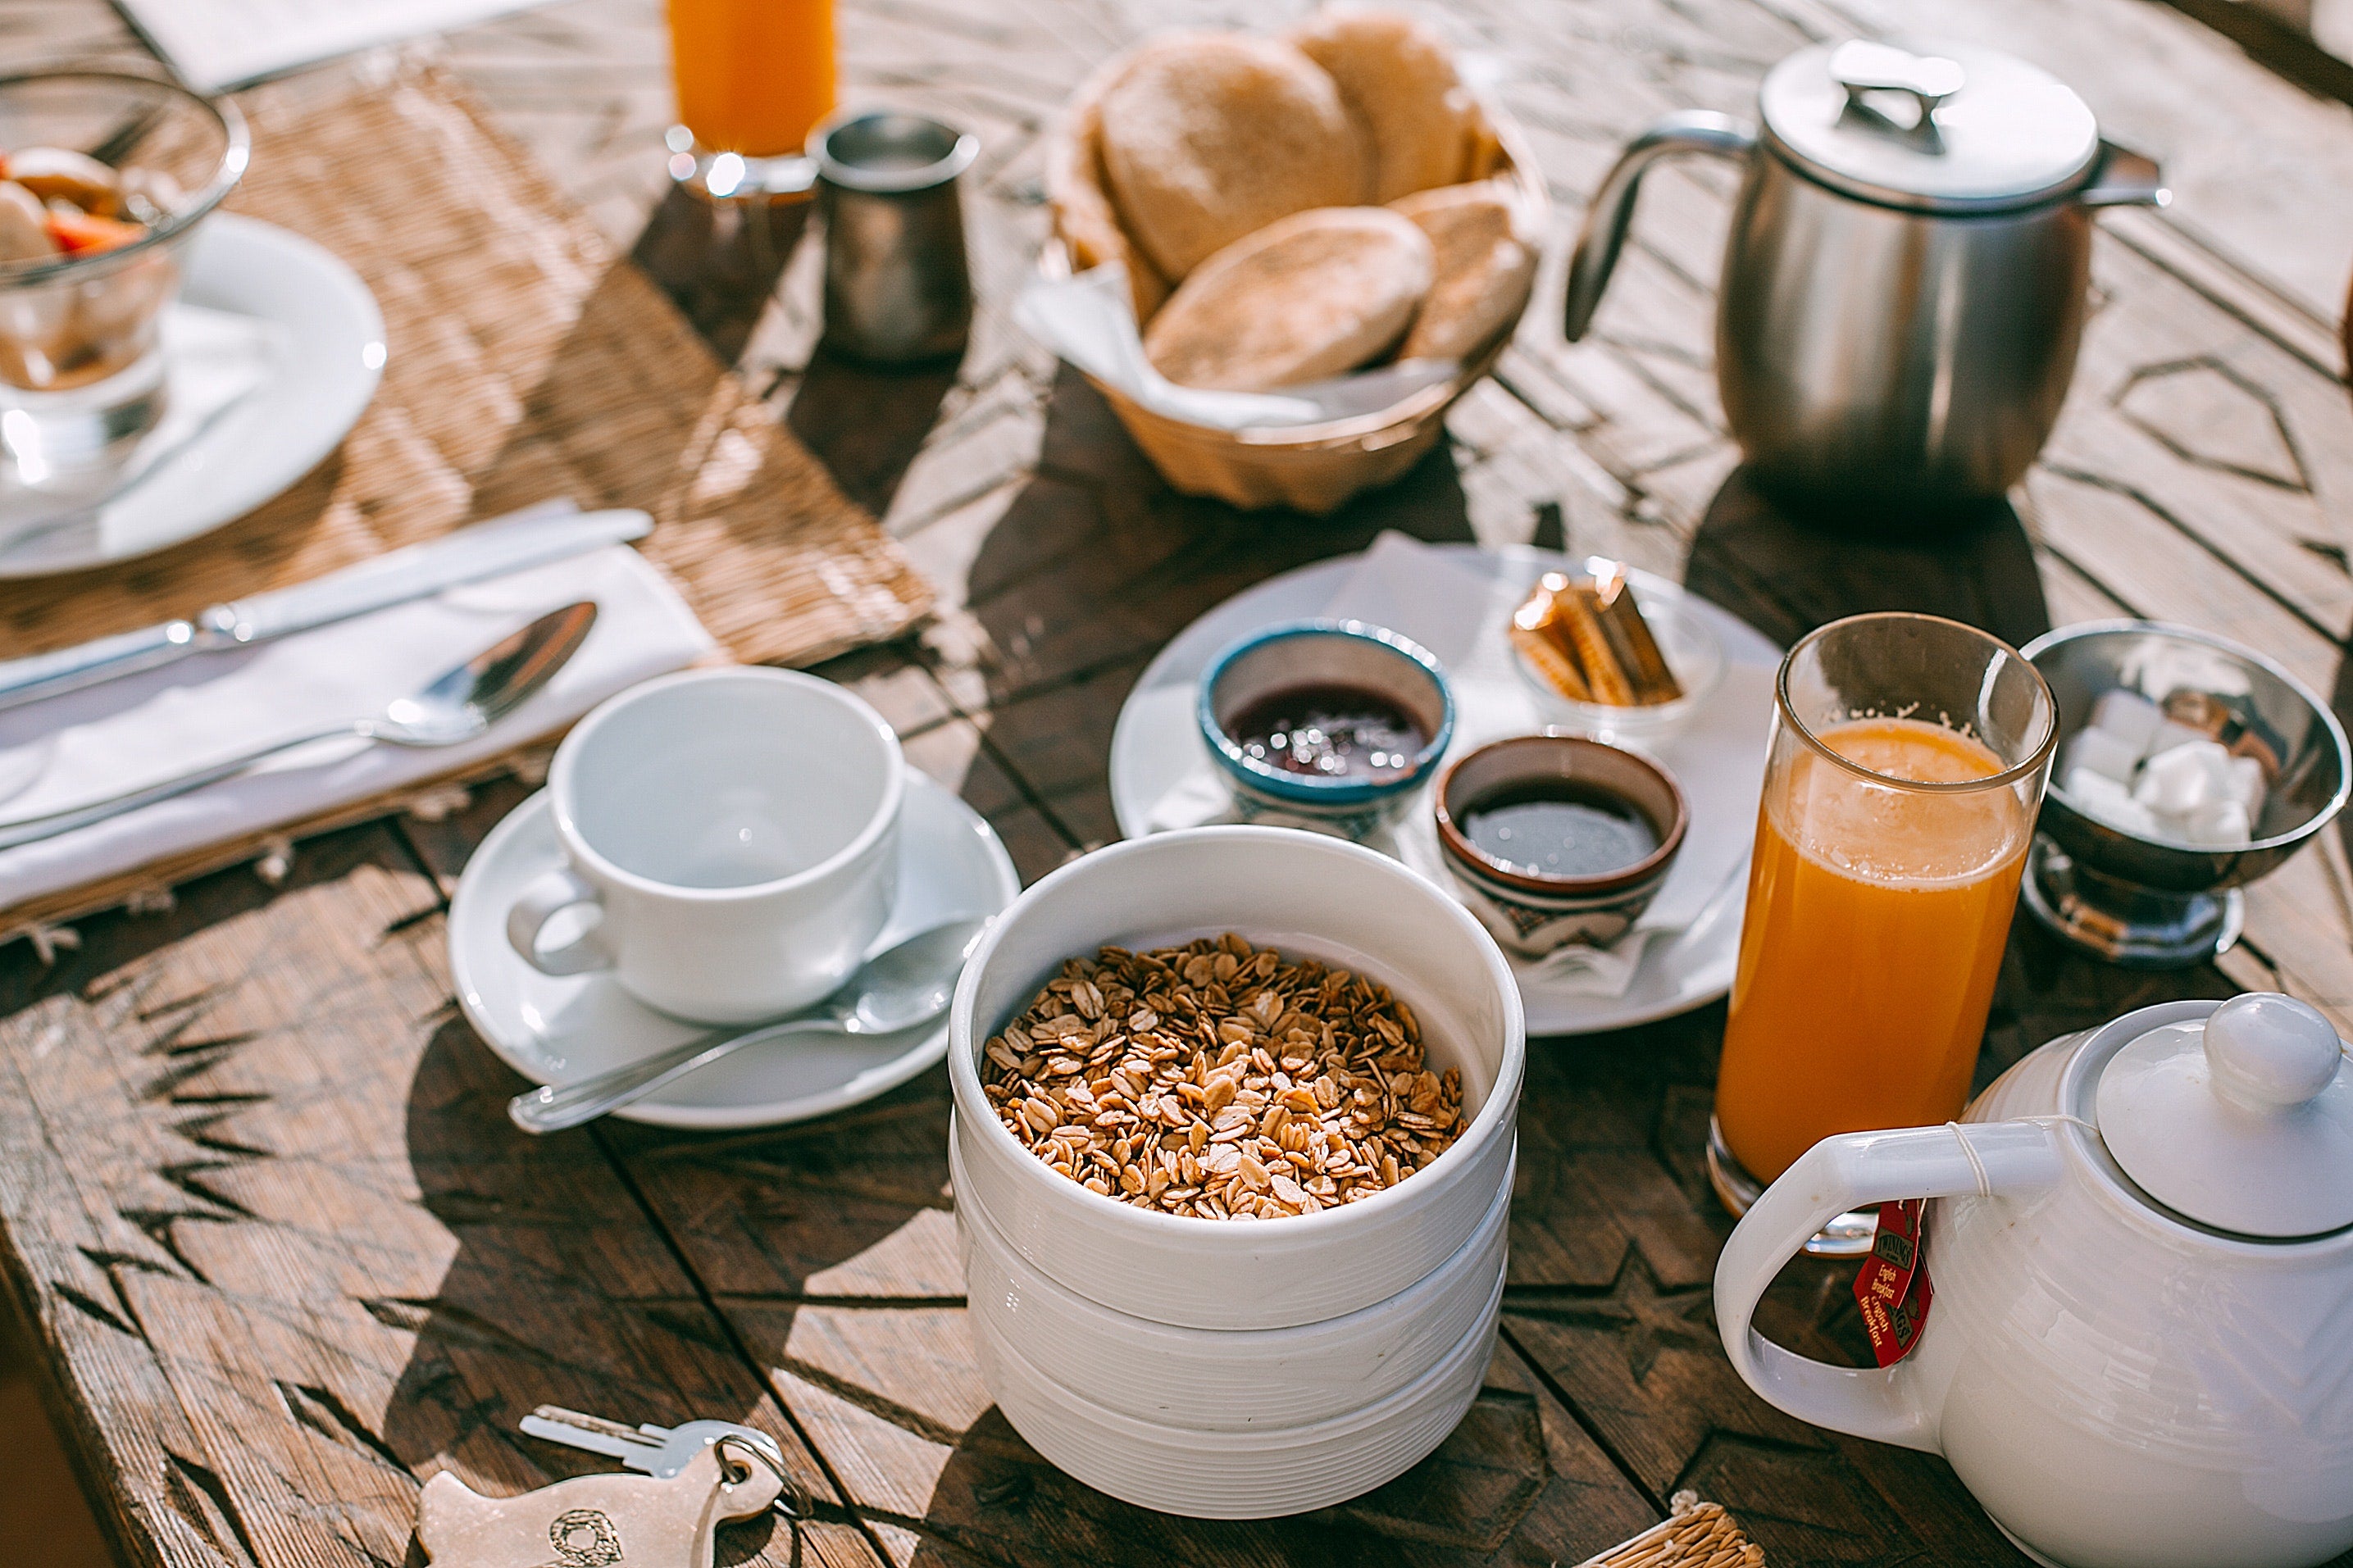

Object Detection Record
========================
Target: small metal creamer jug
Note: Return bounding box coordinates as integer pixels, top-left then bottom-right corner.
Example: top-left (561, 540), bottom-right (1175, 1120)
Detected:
top-left (811, 110), bottom-right (978, 365)
top-left (1564, 40), bottom-right (2167, 514)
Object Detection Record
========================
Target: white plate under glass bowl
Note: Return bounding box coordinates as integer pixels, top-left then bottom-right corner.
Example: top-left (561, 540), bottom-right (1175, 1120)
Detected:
top-left (1108, 541), bottom-right (1784, 1035)
top-left (0, 211), bottom-right (385, 578)
top-left (450, 774), bottom-right (1019, 1129)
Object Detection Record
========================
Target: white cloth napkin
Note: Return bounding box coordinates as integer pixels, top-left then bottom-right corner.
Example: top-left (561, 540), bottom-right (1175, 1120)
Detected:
top-left (0, 539), bottom-right (716, 913)
top-left (1012, 263), bottom-right (1460, 431)
top-left (1145, 531), bottom-right (1772, 997)
top-left (0, 304), bottom-right (284, 550)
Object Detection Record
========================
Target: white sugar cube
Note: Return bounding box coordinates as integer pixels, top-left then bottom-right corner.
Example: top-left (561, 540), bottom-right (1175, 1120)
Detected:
top-left (2224, 755), bottom-right (2267, 820)
top-left (2063, 727), bottom-right (2141, 784)
top-left (2183, 798), bottom-right (2253, 848)
top-left (2065, 766), bottom-right (2134, 808)
top-left (2091, 689), bottom-right (2164, 754)
top-left (2068, 766), bottom-right (2160, 836)
top-left (2150, 718), bottom-right (2214, 757)
top-left (2073, 788), bottom-right (2162, 838)
top-left (2134, 740), bottom-right (2232, 816)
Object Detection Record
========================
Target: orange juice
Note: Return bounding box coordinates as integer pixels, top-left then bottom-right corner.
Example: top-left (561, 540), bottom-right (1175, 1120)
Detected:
top-left (1714, 717), bottom-right (2029, 1183)
top-left (668, 0), bottom-right (836, 157)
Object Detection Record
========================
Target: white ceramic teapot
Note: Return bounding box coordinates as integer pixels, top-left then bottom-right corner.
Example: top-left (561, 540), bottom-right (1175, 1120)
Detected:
top-left (1714, 994), bottom-right (2353, 1568)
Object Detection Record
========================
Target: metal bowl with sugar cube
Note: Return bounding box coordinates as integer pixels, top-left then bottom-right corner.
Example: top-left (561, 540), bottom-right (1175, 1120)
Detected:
top-left (2020, 620), bottom-right (2349, 967)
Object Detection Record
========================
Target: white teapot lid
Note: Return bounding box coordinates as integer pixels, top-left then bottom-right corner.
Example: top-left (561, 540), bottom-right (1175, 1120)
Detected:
top-left (2096, 993), bottom-right (2353, 1238)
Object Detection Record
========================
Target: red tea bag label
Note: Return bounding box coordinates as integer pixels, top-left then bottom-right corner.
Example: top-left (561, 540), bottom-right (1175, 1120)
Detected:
top-left (1853, 1198), bottom-right (1932, 1367)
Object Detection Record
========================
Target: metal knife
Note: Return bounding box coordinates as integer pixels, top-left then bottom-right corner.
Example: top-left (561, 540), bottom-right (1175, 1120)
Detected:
top-left (0, 504), bottom-right (652, 712)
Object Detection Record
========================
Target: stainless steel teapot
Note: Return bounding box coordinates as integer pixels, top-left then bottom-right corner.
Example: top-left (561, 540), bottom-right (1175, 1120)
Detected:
top-left (1563, 40), bottom-right (2166, 513)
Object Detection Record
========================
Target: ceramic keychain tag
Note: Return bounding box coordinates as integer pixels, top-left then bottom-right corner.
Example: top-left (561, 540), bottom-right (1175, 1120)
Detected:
top-left (418, 1441), bottom-right (782, 1568)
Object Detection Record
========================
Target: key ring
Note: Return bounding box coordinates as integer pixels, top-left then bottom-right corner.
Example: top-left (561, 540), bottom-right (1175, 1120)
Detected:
top-left (716, 1433), bottom-right (817, 1568)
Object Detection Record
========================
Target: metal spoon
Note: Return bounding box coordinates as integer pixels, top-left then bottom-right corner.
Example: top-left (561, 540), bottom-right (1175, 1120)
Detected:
top-left (0, 601), bottom-right (595, 849)
top-left (507, 916), bottom-right (990, 1134)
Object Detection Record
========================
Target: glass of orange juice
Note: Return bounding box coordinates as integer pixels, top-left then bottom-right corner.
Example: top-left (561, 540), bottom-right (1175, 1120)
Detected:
top-left (665, 0), bottom-right (835, 193)
top-left (1709, 612), bottom-right (2055, 1255)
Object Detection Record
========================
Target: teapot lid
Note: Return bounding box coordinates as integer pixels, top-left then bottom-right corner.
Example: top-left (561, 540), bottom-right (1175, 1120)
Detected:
top-left (2096, 993), bottom-right (2353, 1239)
top-left (1759, 39), bottom-right (2101, 213)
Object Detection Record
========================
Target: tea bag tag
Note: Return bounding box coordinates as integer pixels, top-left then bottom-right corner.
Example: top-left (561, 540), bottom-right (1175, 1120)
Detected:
top-left (1852, 1197), bottom-right (1933, 1366)
top-left (417, 1442), bottom-right (782, 1568)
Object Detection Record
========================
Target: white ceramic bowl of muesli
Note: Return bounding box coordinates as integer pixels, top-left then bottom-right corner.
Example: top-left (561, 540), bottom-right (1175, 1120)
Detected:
top-left (970, 1252), bottom-right (1504, 1517)
top-left (951, 1116), bottom-right (1511, 1430)
top-left (946, 825), bottom-right (1524, 1332)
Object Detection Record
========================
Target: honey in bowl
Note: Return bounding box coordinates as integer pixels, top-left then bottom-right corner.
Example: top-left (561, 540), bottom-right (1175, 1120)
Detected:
top-left (1229, 682), bottom-right (1426, 782)
top-left (1456, 780), bottom-right (1660, 879)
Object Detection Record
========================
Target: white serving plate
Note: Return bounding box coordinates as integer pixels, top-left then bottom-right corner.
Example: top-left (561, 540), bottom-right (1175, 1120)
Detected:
top-left (1108, 540), bottom-right (1783, 1034)
top-left (0, 213), bottom-right (384, 578)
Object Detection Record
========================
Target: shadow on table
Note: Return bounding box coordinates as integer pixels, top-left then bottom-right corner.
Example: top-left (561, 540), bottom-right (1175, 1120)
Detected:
top-left (632, 184), bottom-right (812, 368)
top-left (943, 365), bottom-right (1478, 843)
top-left (1682, 462), bottom-right (2241, 1075)
top-left (786, 347), bottom-right (961, 518)
top-left (1683, 466), bottom-right (2050, 651)
top-left (635, 181), bottom-right (962, 521)
top-left (377, 1006), bottom-right (922, 1567)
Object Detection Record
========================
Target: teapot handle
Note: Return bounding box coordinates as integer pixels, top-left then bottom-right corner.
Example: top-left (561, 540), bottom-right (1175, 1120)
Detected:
top-left (1562, 111), bottom-right (1755, 341)
top-left (1714, 1120), bottom-right (2064, 1453)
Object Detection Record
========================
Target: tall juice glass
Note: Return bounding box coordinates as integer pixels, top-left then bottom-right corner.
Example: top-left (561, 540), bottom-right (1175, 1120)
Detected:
top-left (1709, 613), bottom-right (2055, 1255)
top-left (667, 0), bottom-right (836, 162)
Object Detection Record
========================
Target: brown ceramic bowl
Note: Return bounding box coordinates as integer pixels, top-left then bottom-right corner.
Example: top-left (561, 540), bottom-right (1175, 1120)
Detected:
top-left (1432, 735), bottom-right (1688, 957)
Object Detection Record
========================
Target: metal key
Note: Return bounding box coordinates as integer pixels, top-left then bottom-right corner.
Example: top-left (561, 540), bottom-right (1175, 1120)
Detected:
top-left (521, 1405), bottom-right (788, 1482)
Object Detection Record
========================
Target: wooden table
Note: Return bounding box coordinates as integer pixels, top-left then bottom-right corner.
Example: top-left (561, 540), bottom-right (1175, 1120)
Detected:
top-left (3, 0), bottom-right (2350, 1564)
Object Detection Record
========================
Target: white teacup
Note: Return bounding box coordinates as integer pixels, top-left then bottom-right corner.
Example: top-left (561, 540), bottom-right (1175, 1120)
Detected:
top-left (504, 667), bottom-right (903, 1025)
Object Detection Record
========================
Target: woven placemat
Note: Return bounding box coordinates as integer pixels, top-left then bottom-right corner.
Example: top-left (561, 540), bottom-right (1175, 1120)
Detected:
top-left (0, 62), bottom-right (931, 939)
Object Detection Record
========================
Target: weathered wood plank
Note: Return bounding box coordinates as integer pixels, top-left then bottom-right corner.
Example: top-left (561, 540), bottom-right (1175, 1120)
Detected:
top-left (7, 0), bottom-right (2353, 1561)
top-left (0, 831), bottom-right (876, 1568)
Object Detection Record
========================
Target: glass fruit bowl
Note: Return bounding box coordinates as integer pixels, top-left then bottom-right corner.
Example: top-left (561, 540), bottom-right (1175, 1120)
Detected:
top-left (0, 71), bottom-right (247, 490)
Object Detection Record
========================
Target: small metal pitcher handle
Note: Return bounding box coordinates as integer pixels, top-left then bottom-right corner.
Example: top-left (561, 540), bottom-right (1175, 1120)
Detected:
top-left (1562, 111), bottom-right (1756, 342)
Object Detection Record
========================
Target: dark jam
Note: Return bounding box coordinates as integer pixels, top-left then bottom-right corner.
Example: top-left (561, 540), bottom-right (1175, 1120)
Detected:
top-left (1459, 781), bottom-right (1659, 878)
top-left (1229, 683), bottom-right (1425, 781)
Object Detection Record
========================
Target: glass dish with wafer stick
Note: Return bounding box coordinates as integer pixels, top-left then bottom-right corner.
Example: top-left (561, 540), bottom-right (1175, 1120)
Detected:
top-left (1509, 557), bottom-right (1725, 748)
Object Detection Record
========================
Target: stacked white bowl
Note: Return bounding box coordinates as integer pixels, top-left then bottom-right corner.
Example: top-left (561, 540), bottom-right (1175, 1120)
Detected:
top-left (947, 825), bottom-right (1526, 1517)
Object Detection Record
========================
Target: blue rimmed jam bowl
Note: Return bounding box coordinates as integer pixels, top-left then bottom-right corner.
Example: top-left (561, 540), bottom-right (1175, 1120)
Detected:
top-left (1197, 620), bottom-right (1454, 839)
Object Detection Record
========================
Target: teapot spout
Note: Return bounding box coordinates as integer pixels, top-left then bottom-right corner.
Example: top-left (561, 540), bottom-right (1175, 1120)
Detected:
top-left (1563, 111), bottom-right (1755, 340)
top-left (2077, 140), bottom-right (2168, 208)
top-left (1714, 1120), bottom-right (2064, 1452)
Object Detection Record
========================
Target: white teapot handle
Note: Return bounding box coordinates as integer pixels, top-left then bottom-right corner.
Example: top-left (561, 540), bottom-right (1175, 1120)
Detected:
top-left (1714, 1120), bottom-right (2064, 1452)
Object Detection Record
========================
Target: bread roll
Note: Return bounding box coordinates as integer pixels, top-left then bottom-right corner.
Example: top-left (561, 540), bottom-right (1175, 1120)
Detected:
top-left (1144, 206), bottom-right (1432, 392)
top-left (1097, 33), bottom-right (1371, 282)
top-left (1389, 181), bottom-right (1535, 361)
top-left (1291, 9), bottom-right (1475, 203)
top-left (1047, 68), bottom-right (1170, 321)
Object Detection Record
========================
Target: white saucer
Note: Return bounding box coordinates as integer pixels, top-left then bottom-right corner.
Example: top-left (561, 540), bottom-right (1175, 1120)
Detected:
top-left (1108, 540), bottom-right (1783, 1036)
top-left (449, 774), bottom-right (1019, 1129)
top-left (0, 212), bottom-right (385, 578)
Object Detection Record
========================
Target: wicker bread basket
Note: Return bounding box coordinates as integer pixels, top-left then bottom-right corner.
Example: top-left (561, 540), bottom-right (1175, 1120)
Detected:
top-left (1042, 48), bottom-right (1550, 516)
